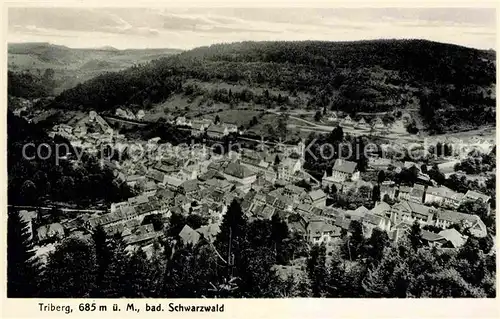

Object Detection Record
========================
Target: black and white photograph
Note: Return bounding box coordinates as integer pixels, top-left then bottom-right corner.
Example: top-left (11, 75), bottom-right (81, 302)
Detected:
top-left (6, 6), bottom-right (497, 301)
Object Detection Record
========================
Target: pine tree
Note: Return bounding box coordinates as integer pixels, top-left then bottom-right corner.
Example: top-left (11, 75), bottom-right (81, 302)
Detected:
top-left (7, 209), bottom-right (40, 297)
top-left (92, 225), bottom-right (113, 297)
top-left (409, 221), bottom-right (422, 251)
top-left (372, 184), bottom-right (381, 203)
top-left (41, 237), bottom-right (97, 297)
top-left (307, 244), bottom-right (327, 297)
top-left (215, 199), bottom-right (248, 278)
top-left (99, 237), bottom-right (128, 298)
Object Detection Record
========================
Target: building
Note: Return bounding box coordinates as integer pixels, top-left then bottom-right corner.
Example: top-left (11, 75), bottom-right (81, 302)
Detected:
top-left (223, 162), bottom-right (257, 191)
top-left (277, 158), bottom-right (303, 182)
top-left (424, 186), bottom-right (464, 208)
top-left (322, 159), bottom-right (359, 187)
top-left (397, 186), bottom-right (413, 201)
top-left (36, 223), bottom-right (65, 243)
top-left (355, 117), bottom-right (369, 129)
top-left (306, 219), bottom-right (340, 244)
top-left (340, 115), bottom-right (353, 127)
top-left (391, 200), bottom-right (436, 225)
top-left (206, 124), bottom-right (229, 138)
top-left (303, 189), bottom-right (327, 208)
top-left (462, 190), bottom-right (491, 205)
top-left (409, 184), bottom-right (426, 203)
top-left (179, 225), bottom-right (201, 246)
top-left (434, 209), bottom-right (487, 238)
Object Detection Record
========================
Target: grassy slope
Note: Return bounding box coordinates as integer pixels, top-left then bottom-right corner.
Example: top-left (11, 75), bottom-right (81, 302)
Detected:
top-left (14, 40), bottom-right (497, 135)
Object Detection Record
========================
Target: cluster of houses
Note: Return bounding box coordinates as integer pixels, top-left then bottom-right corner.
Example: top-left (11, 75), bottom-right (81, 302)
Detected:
top-left (27, 110), bottom-right (492, 263)
top-left (115, 108), bottom-right (145, 121)
top-left (174, 116), bottom-right (239, 138)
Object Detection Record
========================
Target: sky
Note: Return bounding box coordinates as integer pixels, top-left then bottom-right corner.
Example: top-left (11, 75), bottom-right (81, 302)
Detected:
top-left (7, 8), bottom-right (497, 50)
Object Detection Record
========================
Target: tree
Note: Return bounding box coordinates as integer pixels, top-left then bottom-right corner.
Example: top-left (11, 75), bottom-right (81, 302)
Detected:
top-left (92, 225), bottom-right (113, 296)
top-left (342, 220), bottom-right (364, 260)
top-left (409, 221), bottom-right (422, 251)
top-left (314, 110), bottom-right (322, 122)
top-left (41, 237), bottom-right (97, 297)
top-left (372, 184), bottom-right (381, 203)
top-left (214, 115), bottom-right (221, 124)
top-left (271, 214), bottom-right (290, 264)
top-left (307, 244), bottom-right (327, 297)
top-left (274, 154), bottom-right (281, 166)
top-left (20, 180), bottom-right (37, 205)
top-left (365, 228), bottom-right (389, 263)
top-left (377, 170), bottom-right (386, 184)
top-left (7, 209), bottom-right (40, 297)
top-left (215, 199), bottom-right (248, 278)
top-left (142, 213), bottom-right (165, 231)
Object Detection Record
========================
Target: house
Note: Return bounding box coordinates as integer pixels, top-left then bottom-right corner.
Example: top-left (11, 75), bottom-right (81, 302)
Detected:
top-left (322, 159), bottom-right (359, 187)
top-left (206, 124), bottom-right (229, 138)
top-left (462, 190), bottom-right (491, 206)
top-left (434, 209), bottom-right (487, 238)
top-left (362, 213), bottom-right (392, 237)
top-left (355, 117), bottom-right (369, 129)
top-left (19, 210), bottom-right (38, 241)
top-left (424, 186), bottom-right (464, 208)
top-left (176, 116), bottom-right (192, 127)
top-left (368, 156), bottom-right (392, 169)
top-left (391, 200), bottom-right (436, 225)
top-left (380, 183), bottom-right (396, 200)
top-left (164, 176), bottom-right (183, 191)
top-left (179, 225), bottom-right (200, 246)
top-left (36, 223), bottom-right (65, 243)
top-left (128, 195), bottom-right (150, 206)
top-left (372, 117), bottom-right (386, 130)
top-left (147, 169), bottom-right (168, 184)
top-left (223, 162), bottom-right (257, 191)
top-left (306, 219), bottom-right (340, 244)
top-left (287, 213), bottom-right (308, 235)
top-left (136, 110), bottom-right (145, 120)
top-left (421, 230), bottom-right (446, 248)
top-left (327, 113), bottom-right (338, 122)
top-left (277, 158), bottom-right (303, 182)
top-left (438, 228), bottom-right (468, 248)
top-left (191, 122), bottom-right (206, 136)
top-left (370, 202), bottom-right (391, 218)
top-left (179, 179), bottom-right (199, 195)
top-left (397, 186), bottom-right (413, 201)
top-left (195, 223), bottom-right (221, 243)
top-left (409, 184), bottom-right (426, 203)
top-left (302, 189), bottom-right (326, 208)
top-left (125, 175), bottom-right (146, 187)
top-left (340, 115), bottom-right (353, 127)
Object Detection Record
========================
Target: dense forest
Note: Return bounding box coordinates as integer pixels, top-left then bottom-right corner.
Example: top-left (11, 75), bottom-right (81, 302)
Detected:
top-left (8, 199), bottom-right (496, 298)
top-left (7, 111), bottom-right (133, 206)
top-left (47, 39), bottom-right (496, 133)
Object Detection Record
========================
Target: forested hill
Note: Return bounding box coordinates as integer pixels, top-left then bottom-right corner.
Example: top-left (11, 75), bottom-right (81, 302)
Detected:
top-left (49, 39), bottom-right (496, 133)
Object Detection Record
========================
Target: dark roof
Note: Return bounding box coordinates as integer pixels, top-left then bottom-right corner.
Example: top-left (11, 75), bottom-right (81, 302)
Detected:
top-left (332, 159), bottom-right (357, 174)
top-left (224, 162), bottom-right (255, 179)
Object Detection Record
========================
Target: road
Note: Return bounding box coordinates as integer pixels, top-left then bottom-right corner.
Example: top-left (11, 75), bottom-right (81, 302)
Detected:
top-left (8, 205), bottom-right (106, 213)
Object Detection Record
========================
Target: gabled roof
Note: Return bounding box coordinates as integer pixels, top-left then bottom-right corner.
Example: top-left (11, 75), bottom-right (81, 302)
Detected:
top-left (207, 124), bottom-right (227, 134)
top-left (464, 190), bottom-right (491, 202)
top-left (308, 189), bottom-right (326, 201)
top-left (179, 225), bottom-right (200, 245)
top-left (421, 230), bottom-right (444, 242)
top-left (224, 162), bottom-right (255, 179)
top-left (371, 202), bottom-right (391, 216)
top-left (438, 228), bottom-right (468, 248)
top-left (180, 179), bottom-right (199, 193)
top-left (332, 159), bottom-right (357, 174)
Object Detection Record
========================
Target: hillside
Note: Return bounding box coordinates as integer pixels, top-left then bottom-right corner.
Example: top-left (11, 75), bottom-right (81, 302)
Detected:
top-left (8, 42), bottom-right (183, 94)
top-left (47, 39), bottom-right (496, 133)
